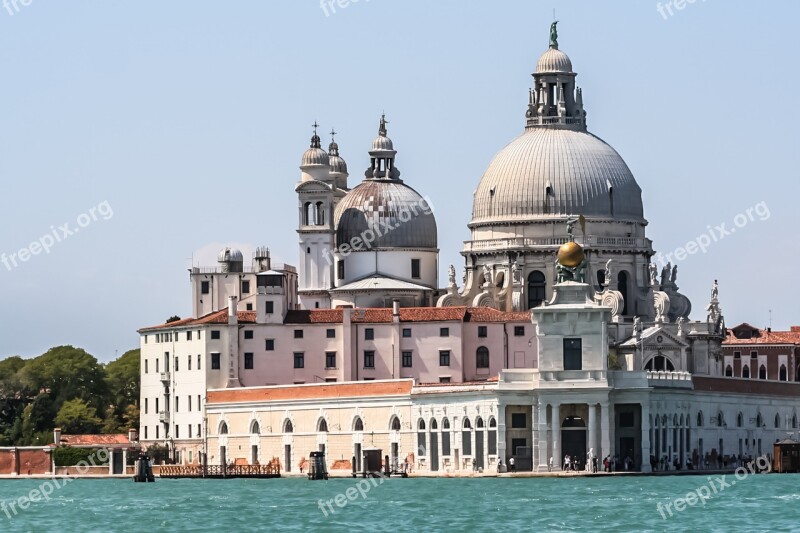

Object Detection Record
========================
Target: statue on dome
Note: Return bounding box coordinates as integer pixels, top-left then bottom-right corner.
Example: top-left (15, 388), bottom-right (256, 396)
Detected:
top-left (671, 264), bottom-right (678, 284)
top-left (711, 279), bottom-right (719, 300)
top-left (649, 263), bottom-right (658, 286)
top-left (448, 265), bottom-right (457, 287)
top-left (660, 263), bottom-right (671, 286)
top-left (550, 21), bottom-right (559, 49)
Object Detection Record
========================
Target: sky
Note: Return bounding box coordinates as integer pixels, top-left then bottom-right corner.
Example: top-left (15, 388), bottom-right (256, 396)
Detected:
top-left (0, 1), bottom-right (798, 361)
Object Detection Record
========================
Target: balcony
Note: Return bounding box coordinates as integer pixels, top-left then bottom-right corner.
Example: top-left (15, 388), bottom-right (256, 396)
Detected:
top-left (160, 372), bottom-right (170, 384)
top-left (159, 411), bottom-right (169, 423)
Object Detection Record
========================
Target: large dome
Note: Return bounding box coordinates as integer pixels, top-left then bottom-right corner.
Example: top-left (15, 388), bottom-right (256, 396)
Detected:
top-left (470, 128), bottom-right (644, 225)
top-left (335, 180), bottom-right (437, 249)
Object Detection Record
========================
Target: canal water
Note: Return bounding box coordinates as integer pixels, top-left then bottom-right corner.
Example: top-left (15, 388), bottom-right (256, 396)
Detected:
top-left (1, 474), bottom-right (798, 532)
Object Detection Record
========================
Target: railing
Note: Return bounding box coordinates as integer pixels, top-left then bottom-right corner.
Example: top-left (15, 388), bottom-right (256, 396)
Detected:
top-left (463, 235), bottom-right (651, 252)
top-left (189, 264), bottom-right (295, 275)
top-left (159, 463), bottom-right (281, 477)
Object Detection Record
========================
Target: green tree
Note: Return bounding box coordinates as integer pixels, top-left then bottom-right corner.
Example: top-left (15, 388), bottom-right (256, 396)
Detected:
top-left (54, 398), bottom-right (102, 434)
top-left (103, 349), bottom-right (140, 432)
top-left (19, 346), bottom-right (108, 410)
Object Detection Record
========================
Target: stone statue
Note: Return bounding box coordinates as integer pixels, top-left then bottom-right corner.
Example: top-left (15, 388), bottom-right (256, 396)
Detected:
top-left (633, 316), bottom-right (642, 340)
top-left (549, 21), bottom-right (559, 49)
top-left (566, 216), bottom-right (578, 241)
top-left (649, 263), bottom-right (658, 286)
top-left (482, 264), bottom-right (492, 286)
top-left (671, 264), bottom-right (678, 284)
top-left (677, 316), bottom-right (685, 337)
top-left (660, 263), bottom-right (671, 286)
top-left (604, 259), bottom-right (613, 287)
top-left (511, 260), bottom-right (521, 284)
top-left (448, 264), bottom-right (456, 287)
top-left (711, 279), bottom-right (719, 300)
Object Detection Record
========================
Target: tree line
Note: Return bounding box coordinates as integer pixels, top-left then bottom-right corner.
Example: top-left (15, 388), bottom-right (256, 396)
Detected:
top-left (0, 345), bottom-right (139, 446)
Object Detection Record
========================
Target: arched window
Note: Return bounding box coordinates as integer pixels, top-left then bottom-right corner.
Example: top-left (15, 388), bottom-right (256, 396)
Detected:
top-left (219, 421), bottom-right (229, 434)
top-left (250, 421), bottom-right (260, 435)
top-left (353, 417), bottom-right (364, 432)
top-left (759, 365), bottom-right (767, 380)
top-left (418, 419), bottom-right (426, 431)
top-left (596, 269), bottom-right (606, 291)
top-left (793, 414), bottom-right (798, 429)
top-left (463, 418), bottom-right (472, 429)
top-left (737, 413), bottom-right (743, 428)
top-left (315, 201), bottom-right (325, 226)
top-left (462, 418), bottom-right (472, 456)
top-left (780, 365), bottom-right (788, 381)
top-left (443, 418), bottom-right (451, 429)
top-left (775, 413), bottom-right (781, 429)
top-left (757, 413), bottom-right (763, 428)
top-left (430, 419), bottom-right (438, 430)
top-left (441, 418), bottom-right (451, 456)
top-left (742, 365), bottom-right (750, 378)
top-left (303, 202), bottom-right (313, 225)
top-left (696, 411), bottom-right (704, 427)
top-left (717, 412), bottom-right (724, 427)
top-left (618, 271), bottom-right (629, 315)
top-left (645, 355), bottom-right (675, 372)
top-left (725, 365), bottom-right (733, 377)
top-left (476, 417), bottom-right (484, 429)
top-left (317, 418), bottom-right (328, 433)
top-left (391, 416), bottom-right (401, 431)
top-left (476, 346), bottom-right (490, 369)
top-left (417, 419), bottom-right (426, 456)
top-left (283, 419), bottom-right (293, 433)
top-left (527, 271), bottom-right (546, 309)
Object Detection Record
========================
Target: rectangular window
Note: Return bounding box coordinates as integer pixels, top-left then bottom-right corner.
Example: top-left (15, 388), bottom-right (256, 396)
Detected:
top-left (411, 258), bottom-right (421, 279)
top-left (144, 426), bottom-right (148, 439)
top-left (197, 424), bottom-right (201, 438)
top-left (187, 355), bottom-right (191, 371)
top-left (265, 339), bottom-right (275, 351)
top-left (174, 356), bottom-right (179, 372)
top-left (188, 395), bottom-right (192, 412)
top-left (462, 428), bottom-right (471, 456)
top-left (402, 328), bottom-right (411, 338)
top-left (365, 328), bottom-right (374, 340)
top-left (155, 426), bottom-right (159, 439)
top-left (211, 353), bottom-right (221, 370)
top-left (197, 395), bottom-right (201, 412)
top-left (439, 350), bottom-right (450, 366)
top-left (155, 398), bottom-right (159, 413)
top-left (325, 351), bottom-right (336, 369)
top-left (144, 398), bottom-right (148, 414)
top-left (294, 329), bottom-right (304, 339)
top-left (440, 327), bottom-right (449, 337)
top-left (175, 425), bottom-right (179, 439)
top-left (246, 303), bottom-right (253, 311)
top-left (293, 352), bottom-right (305, 369)
top-left (187, 331), bottom-right (192, 341)
top-left (478, 326), bottom-right (487, 338)
top-left (337, 260), bottom-right (345, 280)
top-left (563, 338), bottom-right (583, 370)
top-left (144, 335), bottom-right (148, 344)
top-left (488, 428), bottom-right (497, 455)
top-left (326, 329), bottom-right (336, 339)
top-left (514, 325), bottom-right (525, 337)
top-left (439, 377), bottom-right (451, 383)
top-left (325, 377), bottom-right (337, 383)
top-left (364, 351), bottom-right (375, 368)
top-left (511, 413), bottom-right (526, 429)
top-left (750, 351), bottom-right (758, 358)
top-left (156, 359), bottom-right (159, 373)
top-left (197, 354), bottom-right (201, 370)
top-left (175, 396), bottom-right (179, 412)
top-left (244, 330), bottom-right (253, 339)
top-left (201, 281), bottom-right (210, 294)
top-left (244, 353), bottom-right (254, 369)
top-left (211, 330), bottom-right (220, 340)
top-left (241, 280), bottom-right (250, 294)
top-left (734, 351), bottom-right (741, 359)
top-left (145, 359), bottom-right (148, 374)
top-left (265, 301), bottom-right (274, 314)
top-left (402, 351), bottom-right (412, 368)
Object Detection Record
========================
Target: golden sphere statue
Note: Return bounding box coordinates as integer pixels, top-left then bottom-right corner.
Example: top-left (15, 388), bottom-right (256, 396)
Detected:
top-left (557, 241), bottom-right (585, 268)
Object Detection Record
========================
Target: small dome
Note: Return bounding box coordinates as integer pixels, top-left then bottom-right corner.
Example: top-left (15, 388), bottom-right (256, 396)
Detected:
top-left (334, 181), bottom-right (437, 249)
top-left (536, 48), bottom-right (573, 73)
top-left (301, 133), bottom-right (330, 167)
top-left (371, 135), bottom-right (394, 151)
top-left (218, 247), bottom-right (243, 263)
top-left (328, 140), bottom-right (348, 175)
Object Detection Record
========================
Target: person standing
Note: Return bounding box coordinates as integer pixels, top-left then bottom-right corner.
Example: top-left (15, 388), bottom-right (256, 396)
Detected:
top-left (509, 456), bottom-right (515, 473)
top-left (548, 456), bottom-right (553, 472)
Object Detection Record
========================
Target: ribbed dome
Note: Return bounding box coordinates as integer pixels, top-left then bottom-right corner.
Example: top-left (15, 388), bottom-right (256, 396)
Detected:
top-left (371, 135), bottom-right (394, 151)
top-left (334, 181), bottom-right (437, 249)
top-left (328, 141), bottom-right (348, 174)
top-left (217, 247), bottom-right (243, 262)
top-left (470, 128), bottom-right (644, 225)
top-left (301, 146), bottom-right (329, 167)
top-left (536, 48), bottom-right (573, 73)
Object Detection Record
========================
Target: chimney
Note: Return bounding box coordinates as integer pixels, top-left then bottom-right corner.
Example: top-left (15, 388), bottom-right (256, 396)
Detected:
top-left (393, 299), bottom-right (400, 316)
top-left (53, 428), bottom-right (62, 445)
top-left (791, 326), bottom-right (800, 333)
top-left (228, 296), bottom-right (238, 325)
top-left (128, 428), bottom-right (139, 443)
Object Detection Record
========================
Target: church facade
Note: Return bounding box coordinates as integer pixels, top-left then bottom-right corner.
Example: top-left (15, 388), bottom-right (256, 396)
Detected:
top-left (138, 24), bottom-right (800, 473)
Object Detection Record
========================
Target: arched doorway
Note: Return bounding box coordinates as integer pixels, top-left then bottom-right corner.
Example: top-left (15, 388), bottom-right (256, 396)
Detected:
top-left (561, 416), bottom-right (586, 469)
top-left (429, 419), bottom-right (439, 472)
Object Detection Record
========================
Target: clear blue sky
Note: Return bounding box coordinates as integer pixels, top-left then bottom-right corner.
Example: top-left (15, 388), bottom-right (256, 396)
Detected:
top-left (1, 1), bottom-right (797, 361)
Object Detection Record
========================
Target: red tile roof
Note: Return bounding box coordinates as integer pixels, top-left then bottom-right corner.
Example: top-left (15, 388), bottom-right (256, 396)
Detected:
top-left (141, 309), bottom-right (256, 331)
top-left (208, 379), bottom-right (414, 404)
top-left (724, 322), bottom-right (800, 345)
top-left (284, 309), bottom-right (343, 324)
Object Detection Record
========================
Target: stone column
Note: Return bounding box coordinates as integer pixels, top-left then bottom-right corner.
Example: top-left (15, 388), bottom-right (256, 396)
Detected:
top-left (497, 403), bottom-right (507, 466)
top-left (552, 403), bottom-right (561, 471)
top-left (600, 402), bottom-right (611, 463)
top-left (537, 401), bottom-right (548, 471)
top-left (122, 449), bottom-right (128, 475)
top-left (588, 403), bottom-right (597, 460)
top-left (640, 402), bottom-right (652, 472)
top-left (108, 449), bottom-right (114, 475)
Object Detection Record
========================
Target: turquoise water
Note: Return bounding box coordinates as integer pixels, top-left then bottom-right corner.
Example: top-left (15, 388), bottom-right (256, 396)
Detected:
top-left (1, 474), bottom-right (799, 532)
